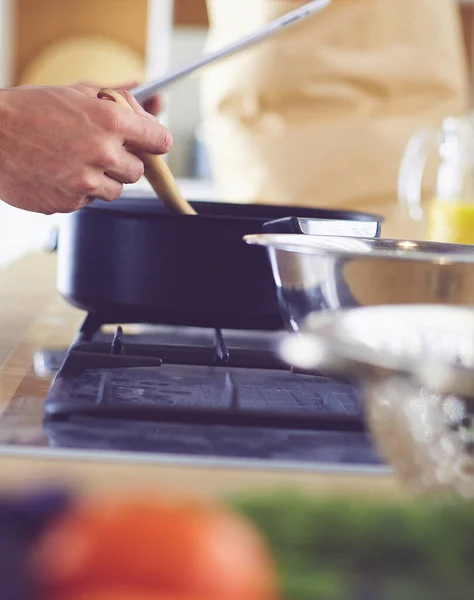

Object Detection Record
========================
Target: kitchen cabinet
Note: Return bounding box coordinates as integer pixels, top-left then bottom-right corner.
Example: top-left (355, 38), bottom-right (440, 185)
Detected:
top-left (0, 0), bottom-right (175, 87)
top-left (0, 0), bottom-right (207, 90)
top-left (15, 0), bottom-right (148, 84)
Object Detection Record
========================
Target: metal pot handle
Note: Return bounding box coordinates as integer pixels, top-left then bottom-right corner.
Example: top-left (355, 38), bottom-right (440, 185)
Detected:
top-left (279, 332), bottom-right (474, 399)
top-left (262, 217), bottom-right (380, 238)
top-left (278, 332), bottom-right (382, 381)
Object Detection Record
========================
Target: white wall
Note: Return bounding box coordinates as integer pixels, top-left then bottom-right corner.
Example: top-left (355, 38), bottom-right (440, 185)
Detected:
top-left (0, 203), bottom-right (54, 268)
top-left (166, 26), bottom-right (208, 177)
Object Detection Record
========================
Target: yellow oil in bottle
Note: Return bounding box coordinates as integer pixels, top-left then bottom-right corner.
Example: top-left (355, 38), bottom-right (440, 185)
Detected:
top-left (427, 198), bottom-right (474, 244)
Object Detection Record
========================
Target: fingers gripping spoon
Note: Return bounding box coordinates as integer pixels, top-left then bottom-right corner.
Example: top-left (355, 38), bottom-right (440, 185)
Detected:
top-left (98, 88), bottom-right (197, 215)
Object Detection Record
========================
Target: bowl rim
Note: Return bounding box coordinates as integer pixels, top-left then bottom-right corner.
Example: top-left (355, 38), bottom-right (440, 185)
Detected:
top-left (243, 234), bottom-right (474, 263)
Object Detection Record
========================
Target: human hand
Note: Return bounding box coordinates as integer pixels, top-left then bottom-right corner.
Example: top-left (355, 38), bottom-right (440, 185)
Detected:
top-left (0, 84), bottom-right (172, 214)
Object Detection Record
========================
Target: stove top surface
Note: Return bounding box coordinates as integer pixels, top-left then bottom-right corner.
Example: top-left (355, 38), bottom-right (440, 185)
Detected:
top-left (34, 316), bottom-right (383, 471)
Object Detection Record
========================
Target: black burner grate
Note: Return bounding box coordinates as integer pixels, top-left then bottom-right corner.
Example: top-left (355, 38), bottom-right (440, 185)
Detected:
top-left (41, 313), bottom-right (381, 466)
top-left (45, 316), bottom-right (365, 433)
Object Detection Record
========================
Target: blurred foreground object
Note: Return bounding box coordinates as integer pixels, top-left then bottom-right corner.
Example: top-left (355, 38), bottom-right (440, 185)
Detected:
top-left (2, 487), bottom-right (474, 599)
top-left (201, 0), bottom-right (469, 239)
top-left (0, 489), bottom-right (70, 600)
top-left (34, 495), bottom-right (279, 600)
top-left (279, 304), bottom-right (474, 499)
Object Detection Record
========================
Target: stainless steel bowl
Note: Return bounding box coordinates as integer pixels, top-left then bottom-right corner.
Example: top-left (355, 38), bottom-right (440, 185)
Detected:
top-left (244, 234), bottom-right (474, 330)
top-left (279, 305), bottom-right (474, 497)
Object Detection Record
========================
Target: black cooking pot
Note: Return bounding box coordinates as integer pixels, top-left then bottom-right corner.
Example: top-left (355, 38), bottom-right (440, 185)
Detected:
top-left (57, 197), bottom-right (383, 330)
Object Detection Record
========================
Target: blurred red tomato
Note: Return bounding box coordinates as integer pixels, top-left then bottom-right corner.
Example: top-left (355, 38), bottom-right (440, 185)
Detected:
top-left (34, 496), bottom-right (279, 600)
top-left (52, 590), bottom-right (215, 600)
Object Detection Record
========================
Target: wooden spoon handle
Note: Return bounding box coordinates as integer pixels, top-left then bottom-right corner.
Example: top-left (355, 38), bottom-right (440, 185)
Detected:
top-left (98, 88), bottom-right (197, 215)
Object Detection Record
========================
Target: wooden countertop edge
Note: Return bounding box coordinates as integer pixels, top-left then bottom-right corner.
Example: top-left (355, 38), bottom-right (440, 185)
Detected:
top-left (0, 454), bottom-right (401, 499)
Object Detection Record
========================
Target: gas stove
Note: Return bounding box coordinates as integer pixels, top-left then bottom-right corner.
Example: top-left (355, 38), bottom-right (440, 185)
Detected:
top-left (38, 313), bottom-right (383, 470)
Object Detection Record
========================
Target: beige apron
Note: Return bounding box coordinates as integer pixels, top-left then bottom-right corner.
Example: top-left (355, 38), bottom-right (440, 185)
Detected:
top-left (201, 0), bottom-right (469, 239)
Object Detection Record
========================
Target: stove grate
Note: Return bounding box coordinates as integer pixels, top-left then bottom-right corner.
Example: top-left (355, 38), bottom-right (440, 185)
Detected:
top-left (44, 314), bottom-right (366, 435)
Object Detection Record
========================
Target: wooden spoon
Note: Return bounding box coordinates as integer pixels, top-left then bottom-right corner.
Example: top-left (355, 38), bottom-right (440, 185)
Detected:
top-left (98, 88), bottom-right (197, 215)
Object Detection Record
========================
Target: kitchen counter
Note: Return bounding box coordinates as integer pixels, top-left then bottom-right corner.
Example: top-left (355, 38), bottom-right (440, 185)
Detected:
top-left (0, 251), bottom-right (401, 499)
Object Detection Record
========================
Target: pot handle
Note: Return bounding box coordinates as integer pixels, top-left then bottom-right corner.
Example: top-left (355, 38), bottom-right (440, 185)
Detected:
top-left (262, 217), bottom-right (380, 238)
top-left (278, 331), bottom-right (474, 399)
top-left (262, 217), bottom-right (304, 233)
top-left (279, 331), bottom-right (474, 402)
top-left (278, 332), bottom-right (380, 382)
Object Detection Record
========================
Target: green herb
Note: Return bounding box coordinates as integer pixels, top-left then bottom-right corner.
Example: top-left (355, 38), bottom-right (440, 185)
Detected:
top-left (230, 491), bottom-right (474, 600)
